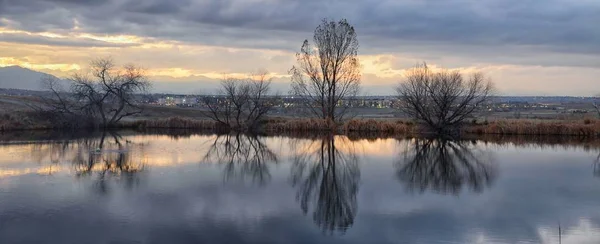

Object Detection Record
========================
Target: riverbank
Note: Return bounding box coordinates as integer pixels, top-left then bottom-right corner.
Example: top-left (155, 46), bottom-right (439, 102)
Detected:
top-left (128, 117), bottom-right (600, 137)
top-left (3, 111), bottom-right (600, 137)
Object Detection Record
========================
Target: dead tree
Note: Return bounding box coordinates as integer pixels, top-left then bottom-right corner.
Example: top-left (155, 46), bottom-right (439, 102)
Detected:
top-left (42, 58), bottom-right (150, 128)
top-left (396, 63), bottom-right (493, 135)
top-left (203, 71), bottom-right (275, 131)
top-left (290, 18), bottom-right (360, 122)
top-left (40, 75), bottom-right (73, 115)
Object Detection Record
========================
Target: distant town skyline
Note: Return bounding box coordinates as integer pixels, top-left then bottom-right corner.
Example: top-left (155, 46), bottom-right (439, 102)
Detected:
top-left (0, 0), bottom-right (599, 96)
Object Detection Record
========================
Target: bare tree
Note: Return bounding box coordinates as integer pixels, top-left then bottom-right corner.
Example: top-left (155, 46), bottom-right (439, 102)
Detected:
top-left (40, 75), bottom-right (73, 114)
top-left (592, 94), bottom-right (600, 118)
top-left (203, 71), bottom-right (275, 131)
top-left (290, 18), bottom-right (360, 122)
top-left (396, 63), bottom-right (493, 135)
top-left (42, 58), bottom-right (150, 128)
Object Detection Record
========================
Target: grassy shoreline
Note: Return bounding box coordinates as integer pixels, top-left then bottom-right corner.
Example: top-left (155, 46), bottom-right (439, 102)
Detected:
top-left (3, 112), bottom-right (600, 137)
top-left (127, 117), bottom-right (600, 137)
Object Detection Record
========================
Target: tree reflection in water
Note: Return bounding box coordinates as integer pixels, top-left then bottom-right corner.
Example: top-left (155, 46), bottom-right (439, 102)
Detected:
top-left (396, 138), bottom-right (496, 195)
top-left (202, 133), bottom-right (278, 186)
top-left (594, 153), bottom-right (600, 177)
top-left (290, 135), bottom-right (360, 235)
top-left (71, 131), bottom-right (145, 194)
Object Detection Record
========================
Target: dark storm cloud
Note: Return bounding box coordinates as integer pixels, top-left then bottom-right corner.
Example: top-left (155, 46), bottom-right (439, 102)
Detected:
top-left (123, 0), bottom-right (191, 15)
top-left (1, 0), bottom-right (599, 64)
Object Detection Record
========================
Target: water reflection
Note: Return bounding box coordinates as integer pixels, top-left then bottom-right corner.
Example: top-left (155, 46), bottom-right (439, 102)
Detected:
top-left (2, 131), bottom-right (146, 193)
top-left (594, 153), bottom-right (600, 178)
top-left (290, 135), bottom-right (360, 235)
top-left (396, 138), bottom-right (496, 195)
top-left (72, 131), bottom-right (145, 194)
top-left (202, 133), bottom-right (278, 185)
top-left (4, 132), bottom-right (600, 243)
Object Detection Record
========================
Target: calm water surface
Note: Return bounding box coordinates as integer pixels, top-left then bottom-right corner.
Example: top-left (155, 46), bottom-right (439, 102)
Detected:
top-left (1, 131), bottom-right (600, 244)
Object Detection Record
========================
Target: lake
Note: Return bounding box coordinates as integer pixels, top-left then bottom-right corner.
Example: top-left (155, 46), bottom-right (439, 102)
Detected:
top-left (1, 131), bottom-right (600, 244)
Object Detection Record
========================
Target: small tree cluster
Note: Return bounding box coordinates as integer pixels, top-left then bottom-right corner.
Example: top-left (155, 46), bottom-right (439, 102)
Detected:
top-left (396, 63), bottom-right (493, 135)
top-left (203, 71), bottom-right (276, 131)
top-left (43, 58), bottom-right (150, 128)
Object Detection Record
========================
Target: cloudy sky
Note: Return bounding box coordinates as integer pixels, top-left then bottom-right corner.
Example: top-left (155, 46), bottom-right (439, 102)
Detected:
top-left (0, 0), bottom-right (599, 95)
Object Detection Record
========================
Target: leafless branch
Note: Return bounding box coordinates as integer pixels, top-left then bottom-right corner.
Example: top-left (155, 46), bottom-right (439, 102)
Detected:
top-left (290, 18), bottom-right (361, 122)
top-left (396, 63), bottom-right (493, 135)
top-left (40, 58), bottom-right (150, 128)
top-left (202, 70), bottom-right (277, 131)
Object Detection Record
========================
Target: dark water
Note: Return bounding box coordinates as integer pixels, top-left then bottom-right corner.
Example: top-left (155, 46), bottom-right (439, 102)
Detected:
top-left (1, 131), bottom-right (600, 244)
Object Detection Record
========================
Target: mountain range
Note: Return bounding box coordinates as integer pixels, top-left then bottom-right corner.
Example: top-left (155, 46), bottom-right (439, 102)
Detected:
top-left (0, 66), bottom-right (63, 91)
top-left (0, 66), bottom-right (293, 94)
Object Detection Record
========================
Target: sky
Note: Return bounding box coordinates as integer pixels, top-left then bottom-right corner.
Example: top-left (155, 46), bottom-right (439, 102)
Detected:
top-left (0, 0), bottom-right (599, 95)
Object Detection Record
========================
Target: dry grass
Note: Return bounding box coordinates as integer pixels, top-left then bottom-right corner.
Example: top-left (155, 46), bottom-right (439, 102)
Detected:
top-left (124, 117), bottom-right (220, 130)
top-left (264, 118), bottom-right (600, 137)
top-left (465, 119), bottom-right (600, 136)
top-left (133, 105), bottom-right (210, 120)
top-left (3, 112), bottom-right (600, 138)
top-left (0, 112), bottom-right (54, 131)
top-left (343, 119), bottom-right (414, 134)
top-left (263, 118), bottom-right (337, 132)
top-left (262, 118), bottom-right (417, 139)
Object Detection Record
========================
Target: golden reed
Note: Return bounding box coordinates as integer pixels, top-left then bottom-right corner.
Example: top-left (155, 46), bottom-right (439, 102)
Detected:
top-left (2, 114), bottom-right (600, 137)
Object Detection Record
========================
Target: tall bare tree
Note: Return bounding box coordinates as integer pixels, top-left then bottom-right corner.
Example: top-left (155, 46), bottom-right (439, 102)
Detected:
top-left (290, 18), bottom-right (360, 122)
top-left (43, 58), bottom-right (150, 128)
top-left (396, 63), bottom-right (493, 135)
top-left (592, 94), bottom-right (600, 118)
top-left (203, 71), bottom-right (275, 131)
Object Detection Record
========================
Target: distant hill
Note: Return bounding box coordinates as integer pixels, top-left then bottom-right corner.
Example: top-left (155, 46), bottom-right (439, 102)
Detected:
top-left (0, 66), bottom-right (62, 91)
top-left (0, 66), bottom-right (222, 94)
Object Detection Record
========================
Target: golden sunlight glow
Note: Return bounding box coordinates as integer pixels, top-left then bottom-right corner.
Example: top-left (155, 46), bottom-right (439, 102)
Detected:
top-left (200, 72), bottom-right (289, 80)
top-left (0, 135), bottom-right (455, 179)
top-left (352, 138), bottom-right (400, 156)
top-left (0, 57), bottom-right (81, 71)
top-left (0, 31), bottom-right (294, 81)
top-left (290, 136), bottom-right (399, 157)
top-left (202, 72), bottom-right (255, 79)
top-left (0, 27), bottom-right (143, 44)
top-left (0, 25), bottom-right (514, 92)
top-left (0, 27), bottom-right (69, 39)
top-left (78, 33), bottom-right (142, 44)
top-left (147, 68), bottom-right (195, 78)
top-left (361, 55), bottom-right (405, 78)
top-left (138, 42), bottom-right (178, 49)
top-left (0, 165), bottom-right (63, 178)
